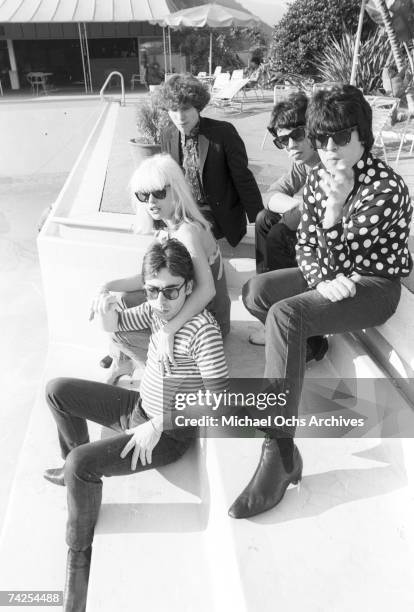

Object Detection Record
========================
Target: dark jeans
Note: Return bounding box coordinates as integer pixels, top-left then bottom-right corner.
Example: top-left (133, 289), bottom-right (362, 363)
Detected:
top-left (255, 209), bottom-right (297, 274)
top-left (46, 378), bottom-right (194, 551)
top-left (242, 269), bottom-right (401, 435)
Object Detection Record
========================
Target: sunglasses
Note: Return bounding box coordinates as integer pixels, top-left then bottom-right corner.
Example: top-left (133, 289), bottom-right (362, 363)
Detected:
top-left (268, 125), bottom-right (306, 149)
top-left (144, 280), bottom-right (186, 301)
top-left (310, 125), bottom-right (357, 150)
top-left (135, 187), bottom-right (168, 203)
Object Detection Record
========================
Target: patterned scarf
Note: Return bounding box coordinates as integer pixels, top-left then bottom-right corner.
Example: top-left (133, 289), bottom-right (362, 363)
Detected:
top-left (180, 123), bottom-right (204, 204)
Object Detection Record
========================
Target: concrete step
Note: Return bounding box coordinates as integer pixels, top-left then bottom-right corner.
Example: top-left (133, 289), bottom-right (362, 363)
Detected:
top-left (3, 330), bottom-right (413, 611)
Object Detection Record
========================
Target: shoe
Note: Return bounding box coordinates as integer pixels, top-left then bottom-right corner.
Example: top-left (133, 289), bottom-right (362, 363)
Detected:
top-left (306, 336), bottom-right (328, 363)
top-left (248, 326), bottom-right (265, 346)
top-left (63, 547), bottom-right (92, 612)
top-left (99, 355), bottom-right (113, 369)
top-left (44, 466), bottom-right (65, 487)
top-left (228, 438), bottom-right (302, 519)
top-left (104, 359), bottom-right (135, 386)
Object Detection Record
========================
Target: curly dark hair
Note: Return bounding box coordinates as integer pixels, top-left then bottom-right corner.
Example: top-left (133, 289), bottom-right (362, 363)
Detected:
top-left (268, 91), bottom-right (308, 131)
top-left (158, 74), bottom-right (210, 112)
top-left (306, 84), bottom-right (373, 151)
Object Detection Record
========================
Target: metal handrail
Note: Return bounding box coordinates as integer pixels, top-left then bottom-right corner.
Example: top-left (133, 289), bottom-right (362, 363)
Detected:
top-left (99, 71), bottom-right (125, 106)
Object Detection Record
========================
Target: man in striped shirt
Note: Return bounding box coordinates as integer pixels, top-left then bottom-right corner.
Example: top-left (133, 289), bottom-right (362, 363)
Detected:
top-left (43, 238), bottom-right (228, 612)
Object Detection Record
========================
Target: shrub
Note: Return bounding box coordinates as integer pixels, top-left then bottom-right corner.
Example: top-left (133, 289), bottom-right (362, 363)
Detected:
top-left (269, 0), bottom-right (374, 76)
top-left (135, 93), bottom-right (170, 145)
top-left (314, 28), bottom-right (392, 93)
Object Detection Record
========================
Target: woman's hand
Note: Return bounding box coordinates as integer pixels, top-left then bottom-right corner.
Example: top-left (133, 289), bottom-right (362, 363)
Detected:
top-left (120, 420), bottom-right (162, 469)
top-left (316, 273), bottom-right (361, 302)
top-left (153, 327), bottom-right (176, 375)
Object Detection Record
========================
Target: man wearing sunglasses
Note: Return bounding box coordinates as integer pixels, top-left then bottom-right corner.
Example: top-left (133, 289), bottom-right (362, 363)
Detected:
top-left (44, 238), bottom-right (228, 610)
top-left (256, 92), bottom-right (320, 274)
top-left (232, 85), bottom-right (412, 520)
top-left (251, 92), bottom-right (320, 346)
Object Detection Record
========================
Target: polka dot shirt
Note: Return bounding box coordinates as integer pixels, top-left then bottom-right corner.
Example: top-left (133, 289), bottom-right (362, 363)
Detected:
top-left (296, 152), bottom-right (413, 288)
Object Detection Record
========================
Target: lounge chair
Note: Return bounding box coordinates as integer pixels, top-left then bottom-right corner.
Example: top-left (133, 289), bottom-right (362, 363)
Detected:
top-left (394, 114), bottom-right (414, 165)
top-left (210, 77), bottom-right (250, 112)
top-left (365, 95), bottom-right (399, 164)
top-left (211, 72), bottom-right (230, 94)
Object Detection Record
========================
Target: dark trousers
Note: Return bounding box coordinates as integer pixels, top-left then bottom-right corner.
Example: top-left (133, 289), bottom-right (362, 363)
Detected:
top-left (242, 269), bottom-right (401, 434)
top-left (255, 209), bottom-right (297, 274)
top-left (46, 378), bottom-right (194, 551)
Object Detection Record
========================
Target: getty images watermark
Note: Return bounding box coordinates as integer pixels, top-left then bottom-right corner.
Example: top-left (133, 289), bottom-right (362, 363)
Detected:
top-left (162, 377), bottom-right (414, 438)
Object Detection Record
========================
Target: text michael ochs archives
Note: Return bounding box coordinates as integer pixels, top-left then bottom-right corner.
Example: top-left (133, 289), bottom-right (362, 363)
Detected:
top-left (170, 389), bottom-right (366, 431)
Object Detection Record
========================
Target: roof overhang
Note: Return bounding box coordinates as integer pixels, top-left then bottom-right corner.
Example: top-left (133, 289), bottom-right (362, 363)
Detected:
top-left (0, 0), bottom-right (175, 23)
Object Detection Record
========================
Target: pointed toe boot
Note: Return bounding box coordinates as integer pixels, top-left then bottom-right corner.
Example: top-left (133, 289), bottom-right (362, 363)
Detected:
top-left (228, 438), bottom-right (302, 519)
top-left (43, 466), bottom-right (65, 487)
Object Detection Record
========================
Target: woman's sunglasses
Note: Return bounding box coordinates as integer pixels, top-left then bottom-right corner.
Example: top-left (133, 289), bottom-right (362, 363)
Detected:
top-left (268, 125), bottom-right (306, 149)
top-left (144, 280), bottom-right (186, 301)
top-left (135, 187), bottom-right (168, 203)
top-left (310, 125), bottom-right (357, 150)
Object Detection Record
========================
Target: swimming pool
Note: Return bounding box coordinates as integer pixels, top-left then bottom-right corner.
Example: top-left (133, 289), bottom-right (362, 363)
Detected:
top-left (0, 96), bottom-right (102, 177)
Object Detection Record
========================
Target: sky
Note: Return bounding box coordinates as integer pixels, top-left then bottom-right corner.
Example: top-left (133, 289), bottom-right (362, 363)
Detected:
top-left (239, 0), bottom-right (289, 27)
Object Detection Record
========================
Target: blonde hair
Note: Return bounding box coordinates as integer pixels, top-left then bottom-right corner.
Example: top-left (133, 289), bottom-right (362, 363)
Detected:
top-left (130, 153), bottom-right (211, 234)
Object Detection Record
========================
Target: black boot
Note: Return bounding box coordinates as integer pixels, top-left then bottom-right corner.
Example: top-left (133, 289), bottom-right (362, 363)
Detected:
top-left (63, 547), bottom-right (92, 612)
top-left (228, 437), bottom-right (302, 519)
top-left (99, 355), bottom-right (113, 369)
top-left (306, 336), bottom-right (328, 363)
top-left (43, 466), bottom-right (65, 487)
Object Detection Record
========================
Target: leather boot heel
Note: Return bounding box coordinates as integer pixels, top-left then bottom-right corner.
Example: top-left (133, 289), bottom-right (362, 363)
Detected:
top-left (99, 355), bottom-right (113, 369)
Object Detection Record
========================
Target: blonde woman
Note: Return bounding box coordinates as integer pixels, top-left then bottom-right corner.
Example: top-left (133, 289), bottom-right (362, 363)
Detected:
top-left (95, 153), bottom-right (231, 383)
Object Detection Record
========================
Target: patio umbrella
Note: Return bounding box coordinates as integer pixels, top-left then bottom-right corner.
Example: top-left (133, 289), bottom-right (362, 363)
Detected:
top-left (154, 3), bottom-right (262, 76)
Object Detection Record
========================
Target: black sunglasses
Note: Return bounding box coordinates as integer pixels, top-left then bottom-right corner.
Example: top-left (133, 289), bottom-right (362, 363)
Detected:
top-left (135, 187), bottom-right (168, 203)
top-left (268, 125), bottom-right (306, 149)
top-left (310, 125), bottom-right (358, 150)
top-left (144, 280), bottom-right (186, 301)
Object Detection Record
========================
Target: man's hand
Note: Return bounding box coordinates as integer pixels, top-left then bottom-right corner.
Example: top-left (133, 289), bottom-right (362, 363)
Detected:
top-left (120, 421), bottom-right (162, 469)
top-left (316, 273), bottom-right (361, 302)
top-left (153, 328), bottom-right (176, 376)
top-left (320, 161), bottom-right (354, 228)
top-left (90, 291), bottom-right (120, 317)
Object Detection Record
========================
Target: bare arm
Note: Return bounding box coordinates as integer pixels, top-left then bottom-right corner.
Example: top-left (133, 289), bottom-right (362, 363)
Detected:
top-left (91, 295), bottom-right (120, 332)
top-left (265, 161), bottom-right (308, 214)
top-left (165, 225), bottom-right (215, 335)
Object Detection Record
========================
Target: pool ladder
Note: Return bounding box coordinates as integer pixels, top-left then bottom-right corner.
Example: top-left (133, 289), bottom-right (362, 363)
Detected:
top-left (100, 71), bottom-right (125, 106)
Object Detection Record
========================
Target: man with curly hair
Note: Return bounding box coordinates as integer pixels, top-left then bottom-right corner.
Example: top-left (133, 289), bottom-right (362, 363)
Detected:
top-left (158, 73), bottom-right (263, 247)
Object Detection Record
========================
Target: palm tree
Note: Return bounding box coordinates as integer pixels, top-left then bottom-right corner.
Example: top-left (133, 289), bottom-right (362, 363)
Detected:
top-left (374, 0), bottom-right (414, 112)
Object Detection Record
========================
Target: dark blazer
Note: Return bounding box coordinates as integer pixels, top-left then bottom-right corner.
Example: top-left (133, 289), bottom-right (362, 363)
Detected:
top-left (160, 116), bottom-right (263, 247)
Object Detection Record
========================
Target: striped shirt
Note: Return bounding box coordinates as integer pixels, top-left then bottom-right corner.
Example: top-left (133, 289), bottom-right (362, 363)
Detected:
top-left (118, 303), bottom-right (228, 418)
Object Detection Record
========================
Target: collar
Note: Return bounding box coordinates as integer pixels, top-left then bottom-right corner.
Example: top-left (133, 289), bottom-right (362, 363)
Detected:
top-left (182, 121), bottom-right (200, 142)
top-left (304, 151), bottom-right (321, 171)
